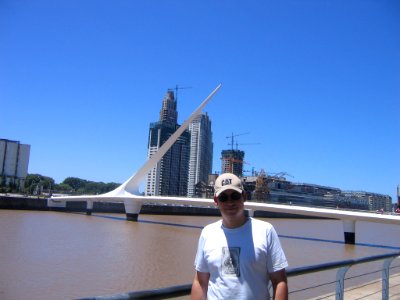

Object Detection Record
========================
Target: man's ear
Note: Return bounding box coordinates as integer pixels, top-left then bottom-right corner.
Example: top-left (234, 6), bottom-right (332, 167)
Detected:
top-left (214, 196), bottom-right (219, 206)
top-left (242, 192), bottom-right (247, 201)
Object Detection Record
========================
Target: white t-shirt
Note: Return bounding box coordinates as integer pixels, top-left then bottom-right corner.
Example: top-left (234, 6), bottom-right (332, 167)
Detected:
top-left (194, 218), bottom-right (288, 300)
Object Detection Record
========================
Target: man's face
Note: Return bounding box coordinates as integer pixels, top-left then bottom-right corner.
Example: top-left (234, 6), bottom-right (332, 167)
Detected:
top-left (214, 189), bottom-right (245, 217)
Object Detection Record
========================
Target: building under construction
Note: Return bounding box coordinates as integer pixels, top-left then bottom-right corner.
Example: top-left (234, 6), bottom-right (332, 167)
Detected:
top-left (221, 149), bottom-right (245, 177)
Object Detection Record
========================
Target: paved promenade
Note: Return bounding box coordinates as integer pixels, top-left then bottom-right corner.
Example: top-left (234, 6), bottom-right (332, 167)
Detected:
top-left (172, 273), bottom-right (400, 300)
top-left (311, 272), bottom-right (400, 300)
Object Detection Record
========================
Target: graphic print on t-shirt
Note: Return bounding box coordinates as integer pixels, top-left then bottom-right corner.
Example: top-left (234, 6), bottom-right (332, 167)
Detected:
top-left (221, 247), bottom-right (240, 277)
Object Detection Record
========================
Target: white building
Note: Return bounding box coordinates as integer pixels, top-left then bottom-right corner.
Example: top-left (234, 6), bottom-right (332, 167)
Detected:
top-left (187, 113), bottom-right (213, 197)
top-left (0, 139), bottom-right (30, 189)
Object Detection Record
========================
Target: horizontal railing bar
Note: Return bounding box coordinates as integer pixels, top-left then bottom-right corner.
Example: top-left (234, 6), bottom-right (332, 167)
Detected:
top-left (346, 269), bottom-right (380, 280)
top-left (120, 284), bottom-right (192, 299)
top-left (289, 279), bottom-right (337, 294)
top-left (288, 251), bottom-right (400, 277)
top-left (80, 284), bottom-right (192, 300)
top-left (79, 251), bottom-right (400, 300)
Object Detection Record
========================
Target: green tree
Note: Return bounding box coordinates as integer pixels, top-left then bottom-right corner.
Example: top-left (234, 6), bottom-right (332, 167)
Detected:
top-left (104, 182), bottom-right (119, 193)
top-left (5, 173), bottom-right (119, 196)
top-left (62, 177), bottom-right (88, 192)
top-left (53, 183), bottom-right (73, 193)
top-left (25, 174), bottom-right (55, 195)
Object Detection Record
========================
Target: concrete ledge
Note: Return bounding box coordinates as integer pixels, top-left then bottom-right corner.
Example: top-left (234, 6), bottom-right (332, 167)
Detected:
top-left (0, 196), bottom-right (48, 210)
top-left (0, 195), bottom-right (327, 218)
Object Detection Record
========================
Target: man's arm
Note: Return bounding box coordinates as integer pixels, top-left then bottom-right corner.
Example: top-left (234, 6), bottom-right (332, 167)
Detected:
top-left (191, 271), bottom-right (210, 300)
top-left (269, 268), bottom-right (288, 300)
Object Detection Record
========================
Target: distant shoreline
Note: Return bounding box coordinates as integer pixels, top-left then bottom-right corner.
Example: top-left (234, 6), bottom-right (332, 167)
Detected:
top-left (0, 195), bottom-right (327, 219)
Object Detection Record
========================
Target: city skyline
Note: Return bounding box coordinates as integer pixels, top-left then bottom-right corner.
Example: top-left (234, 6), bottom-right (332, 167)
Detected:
top-left (145, 90), bottom-right (190, 196)
top-left (145, 89), bottom-right (213, 197)
top-left (1, 1), bottom-right (399, 201)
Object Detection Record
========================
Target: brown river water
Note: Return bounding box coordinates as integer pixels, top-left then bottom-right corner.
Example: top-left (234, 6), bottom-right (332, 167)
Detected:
top-left (0, 210), bottom-right (399, 299)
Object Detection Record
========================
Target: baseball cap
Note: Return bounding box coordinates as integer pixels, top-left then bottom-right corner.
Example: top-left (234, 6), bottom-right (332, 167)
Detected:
top-left (214, 173), bottom-right (244, 197)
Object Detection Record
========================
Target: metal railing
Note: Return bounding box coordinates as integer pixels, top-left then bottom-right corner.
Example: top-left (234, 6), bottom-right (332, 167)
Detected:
top-left (80, 251), bottom-right (400, 300)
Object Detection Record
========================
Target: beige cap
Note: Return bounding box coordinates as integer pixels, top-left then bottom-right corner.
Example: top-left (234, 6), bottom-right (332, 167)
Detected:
top-left (214, 173), bottom-right (244, 197)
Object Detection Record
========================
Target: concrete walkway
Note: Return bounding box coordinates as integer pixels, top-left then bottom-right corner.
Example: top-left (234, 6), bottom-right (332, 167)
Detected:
top-left (311, 273), bottom-right (400, 299)
top-left (173, 274), bottom-right (400, 300)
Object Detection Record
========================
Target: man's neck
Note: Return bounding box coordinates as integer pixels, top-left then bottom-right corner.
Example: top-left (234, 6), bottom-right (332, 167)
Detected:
top-left (222, 213), bottom-right (248, 229)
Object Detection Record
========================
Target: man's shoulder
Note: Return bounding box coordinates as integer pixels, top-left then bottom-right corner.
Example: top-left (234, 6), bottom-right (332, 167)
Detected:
top-left (250, 217), bottom-right (274, 231)
top-left (202, 220), bottom-right (223, 233)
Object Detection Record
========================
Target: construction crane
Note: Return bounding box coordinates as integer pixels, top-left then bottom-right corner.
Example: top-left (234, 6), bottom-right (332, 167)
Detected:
top-left (222, 132), bottom-right (260, 176)
top-left (226, 132), bottom-right (260, 150)
top-left (168, 85), bottom-right (192, 101)
top-left (268, 172), bottom-right (293, 179)
top-left (232, 142), bottom-right (261, 150)
top-left (226, 132), bottom-right (250, 150)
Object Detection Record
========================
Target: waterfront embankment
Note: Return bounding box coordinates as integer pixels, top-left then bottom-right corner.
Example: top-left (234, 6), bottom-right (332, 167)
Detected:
top-left (0, 195), bottom-right (324, 218)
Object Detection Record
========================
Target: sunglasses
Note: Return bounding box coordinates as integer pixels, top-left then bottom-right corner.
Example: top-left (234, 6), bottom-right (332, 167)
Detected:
top-left (218, 191), bottom-right (242, 202)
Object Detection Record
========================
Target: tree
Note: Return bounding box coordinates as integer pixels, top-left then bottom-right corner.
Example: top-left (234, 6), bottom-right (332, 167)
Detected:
top-left (20, 174), bottom-right (120, 196)
top-left (54, 183), bottom-right (73, 193)
top-left (62, 177), bottom-right (87, 192)
top-left (25, 174), bottom-right (55, 195)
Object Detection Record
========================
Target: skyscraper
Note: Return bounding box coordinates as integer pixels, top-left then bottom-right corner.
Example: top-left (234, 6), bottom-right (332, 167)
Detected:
top-left (187, 113), bottom-right (213, 197)
top-left (145, 91), bottom-right (190, 196)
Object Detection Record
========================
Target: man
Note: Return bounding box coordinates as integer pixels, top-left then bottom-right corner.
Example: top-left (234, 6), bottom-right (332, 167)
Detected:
top-left (191, 173), bottom-right (288, 300)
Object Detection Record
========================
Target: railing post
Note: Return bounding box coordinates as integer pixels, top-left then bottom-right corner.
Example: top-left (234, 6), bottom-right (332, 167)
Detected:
top-left (382, 256), bottom-right (396, 300)
top-left (267, 280), bottom-right (273, 299)
top-left (336, 265), bottom-right (350, 300)
top-left (86, 200), bottom-right (93, 215)
top-left (342, 220), bottom-right (356, 244)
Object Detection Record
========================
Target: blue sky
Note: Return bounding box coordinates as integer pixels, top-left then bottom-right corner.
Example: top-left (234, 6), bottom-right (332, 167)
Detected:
top-left (1, 1), bottom-right (399, 201)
